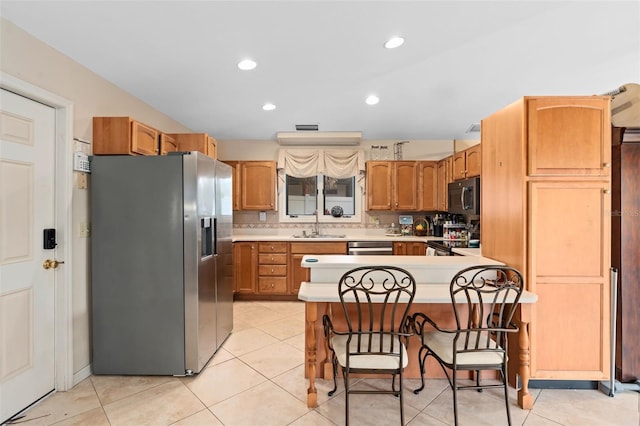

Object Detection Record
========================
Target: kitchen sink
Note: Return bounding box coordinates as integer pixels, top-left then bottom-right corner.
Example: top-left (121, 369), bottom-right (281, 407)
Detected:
top-left (292, 234), bottom-right (346, 239)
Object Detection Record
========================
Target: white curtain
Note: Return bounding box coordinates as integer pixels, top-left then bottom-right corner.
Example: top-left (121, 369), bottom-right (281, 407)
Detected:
top-left (277, 148), bottom-right (364, 178)
top-left (277, 149), bottom-right (321, 178)
top-left (321, 149), bottom-right (365, 178)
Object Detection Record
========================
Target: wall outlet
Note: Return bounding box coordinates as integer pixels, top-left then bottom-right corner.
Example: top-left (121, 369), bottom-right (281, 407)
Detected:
top-left (80, 222), bottom-right (90, 238)
top-left (259, 211), bottom-right (267, 222)
top-left (77, 173), bottom-right (88, 189)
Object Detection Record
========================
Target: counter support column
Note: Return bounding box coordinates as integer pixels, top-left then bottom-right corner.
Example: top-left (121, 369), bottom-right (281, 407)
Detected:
top-left (518, 305), bottom-right (534, 409)
top-left (305, 302), bottom-right (318, 408)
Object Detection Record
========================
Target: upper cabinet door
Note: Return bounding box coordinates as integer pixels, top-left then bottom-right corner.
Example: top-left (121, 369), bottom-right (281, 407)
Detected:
top-left (418, 161), bottom-right (438, 211)
top-left (131, 121), bottom-right (160, 156)
top-left (393, 161), bottom-right (418, 210)
top-left (160, 133), bottom-right (178, 155)
top-left (527, 97), bottom-right (611, 177)
top-left (452, 151), bottom-right (467, 181)
top-left (465, 144), bottom-right (481, 178)
top-left (242, 161), bottom-right (276, 210)
top-left (366, 161), bottom-right (392, 210)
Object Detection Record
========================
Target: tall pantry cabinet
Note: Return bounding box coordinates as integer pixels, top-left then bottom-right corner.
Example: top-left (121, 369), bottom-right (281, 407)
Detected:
top-left (611, 127), bottom-right (640, 383)
top-left (481, 96), bottom-right (612, 384)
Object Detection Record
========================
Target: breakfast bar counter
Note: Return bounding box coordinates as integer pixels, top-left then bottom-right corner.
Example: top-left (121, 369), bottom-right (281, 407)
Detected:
top-left (298, 255), bottom-right (538, 410)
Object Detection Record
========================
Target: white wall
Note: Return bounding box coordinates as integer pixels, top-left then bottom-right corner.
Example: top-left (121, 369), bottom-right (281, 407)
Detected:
top-left (1, 17), bottom-right (477, 376)
top-left (217, 138), bottom-right (458, 162)
top-left (0, 18), bottom-right (193, 375)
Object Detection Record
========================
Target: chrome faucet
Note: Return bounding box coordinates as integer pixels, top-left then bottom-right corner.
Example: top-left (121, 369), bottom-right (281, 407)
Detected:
top-left (311, 209), bottom-right (320, 236)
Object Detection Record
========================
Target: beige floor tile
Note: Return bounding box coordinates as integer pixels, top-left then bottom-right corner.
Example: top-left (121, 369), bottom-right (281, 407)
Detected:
top-left (181, 358), bottom-right (267, 407)
top-left (102, 380), bottom-right (205, 426)
top-left (171, 408), bottom-right (224, 425)
top-left (209, 381), bottom-right (309, 426)
top-left (16, 378), bottom-right (101, 426)
top-left (283, 332), bottom-right (306, 352)
top-left (522, 412), bottom-right (565, 425)
top-left (530, 388), bottom-right (640, 426)
top-left (271, 364), bottom-right (343, 406)
top-left (221, 327), bottom-right (279, 356)
top-left (255, 300), bottom-right (306, 316)
top-left (315, 379), bottom-right (422, 426)
top-left (422, 384), bottom-right (531, 426)
top-left (239, 341), bottom-right (305, 379)
top-left (256, 314), bottom-right (306, 340)
top-left (90, 374), bottom-right (173, 405)
top-left (232, 302), bottom-right (291, 325)
top-left (289, 410), bottom-right (337, 425)
top-left (207, 347), bottom-right (235, 367)
top-left (52, 407), bottom-right (110, 426)
top-left (406, 411), bottom-right (450, 425)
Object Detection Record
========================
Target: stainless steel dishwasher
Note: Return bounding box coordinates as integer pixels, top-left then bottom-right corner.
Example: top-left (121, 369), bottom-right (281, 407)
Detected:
top-left (347, 241), bottom-right (394, 255)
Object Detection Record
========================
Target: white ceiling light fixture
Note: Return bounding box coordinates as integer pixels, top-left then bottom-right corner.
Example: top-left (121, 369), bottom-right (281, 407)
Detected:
top-left (237, 59), bottom-right (257, 70)
top-left (384, 36), bottom-right (405, 49)
top-left (262, 103), bottom-right (276, 111)
top-left (366, 95), bottom-right (380, 105)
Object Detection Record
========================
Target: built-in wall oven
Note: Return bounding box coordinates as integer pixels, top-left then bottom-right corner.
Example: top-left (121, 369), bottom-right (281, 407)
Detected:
top-left (348, 241), bottom-right (394, 255)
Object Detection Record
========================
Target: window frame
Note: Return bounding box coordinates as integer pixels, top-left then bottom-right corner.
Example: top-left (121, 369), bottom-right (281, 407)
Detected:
top-left (278, 173), bottom-right (363, 224)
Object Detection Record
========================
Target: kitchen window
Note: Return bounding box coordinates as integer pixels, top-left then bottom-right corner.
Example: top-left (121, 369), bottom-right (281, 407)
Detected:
top-left (277, 149), bottom-right (364, 223)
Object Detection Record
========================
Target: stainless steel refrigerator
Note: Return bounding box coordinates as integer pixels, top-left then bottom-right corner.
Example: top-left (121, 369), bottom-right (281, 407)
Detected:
top-left (90, 152), bottom-right (233, 375)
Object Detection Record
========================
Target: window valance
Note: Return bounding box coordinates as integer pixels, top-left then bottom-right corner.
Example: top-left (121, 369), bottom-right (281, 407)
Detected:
top-left (277, 149), bottom-right (365, 178)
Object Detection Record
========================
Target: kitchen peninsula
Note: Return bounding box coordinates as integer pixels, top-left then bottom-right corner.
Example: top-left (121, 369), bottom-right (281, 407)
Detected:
top-left (298, 254), bottom-right (538, 410)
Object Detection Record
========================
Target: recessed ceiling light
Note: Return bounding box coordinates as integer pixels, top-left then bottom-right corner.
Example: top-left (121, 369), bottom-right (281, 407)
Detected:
top-left (384, 36), bottom-right (405, 49)
top-left (365, 95), bottom-right (380, 105)
top-left (262, 103), bottom-right (276, 111)
top-left (237, 59), bottom-right (257, 70)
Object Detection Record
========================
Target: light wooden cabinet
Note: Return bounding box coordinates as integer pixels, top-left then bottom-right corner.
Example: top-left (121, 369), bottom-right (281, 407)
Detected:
top-left (160, 133), bottom-right (178, 155)
top-left (224, 161), bottom-right (242, 211)
top-left (436, 156), bottom-right (452, 211)
top-left (223, 161), bottom-right (277, 211)
top-left (93, 116), bottom-right (160, 156)
top-left (393, 241), bottom-right (426, 255)
top-left (233, 242), bottom-right (257, 294)
top-left (418, 161), bottom-right (438, 211)
top-left (289, 242), bottom-right (348, 294)
top-left (527, 98), bottom-right (610, 177)
top-left (481, 95), bottom-right (611, 382)
top-left (452, 144), bottom-right (481, 181)
top-left (366, 161), bottom-right (418, 211)
top-left (257, 242), bottom-right (288, 295)
top-left (170, 133), bottom-right (217, 159)
top-left (241, 161), bottom-right (277, 210)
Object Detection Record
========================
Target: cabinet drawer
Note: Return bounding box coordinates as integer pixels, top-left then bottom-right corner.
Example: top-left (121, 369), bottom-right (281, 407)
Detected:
top-left (258, 242), bottom-right (288, 253)
top-left (290, 242), bottom-right (348, 254)
top-left (258, 265), bottom-right (287, 276)
top-left (258, 277), bottom-right (287, 293)
top-left (258, 253), bottom-right (287, 264)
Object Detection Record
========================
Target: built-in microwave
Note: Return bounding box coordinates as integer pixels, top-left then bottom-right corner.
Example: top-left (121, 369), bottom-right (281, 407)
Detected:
top-left (448, 177), bottom-right (480, 216)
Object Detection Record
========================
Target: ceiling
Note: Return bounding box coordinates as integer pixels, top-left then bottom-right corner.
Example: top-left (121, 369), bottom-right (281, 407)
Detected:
top-left (2, 1), bottom-right (639, 141)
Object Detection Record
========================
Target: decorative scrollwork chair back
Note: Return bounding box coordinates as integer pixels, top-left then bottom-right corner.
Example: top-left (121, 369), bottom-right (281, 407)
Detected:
top-left (323, 265), bottom-right (416, 426)
top-left (411, 265), bottom-right (524, 426)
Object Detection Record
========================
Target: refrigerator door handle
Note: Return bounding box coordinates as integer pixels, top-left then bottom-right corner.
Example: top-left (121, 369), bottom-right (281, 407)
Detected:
top-left (213, 217), bottom-right (218, 256)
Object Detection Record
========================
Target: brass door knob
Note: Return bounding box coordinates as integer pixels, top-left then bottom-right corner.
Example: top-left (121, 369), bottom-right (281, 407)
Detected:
top-left (43, 259), bottom-right (64, 269)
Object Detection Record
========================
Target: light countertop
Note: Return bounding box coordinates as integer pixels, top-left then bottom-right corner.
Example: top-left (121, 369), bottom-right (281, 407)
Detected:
top-left (232, 233), bottom-right (441, 242)
top-left (298, 282), bottom-right (537, 304)
top-left (452, 247), bottom-right (482, 256)
top-left (300, 254), bottom-right (503, 284)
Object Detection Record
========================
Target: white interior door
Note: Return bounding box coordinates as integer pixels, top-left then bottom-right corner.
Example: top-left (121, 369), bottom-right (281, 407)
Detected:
top-left (0, 89), bottom-right (57, 423)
